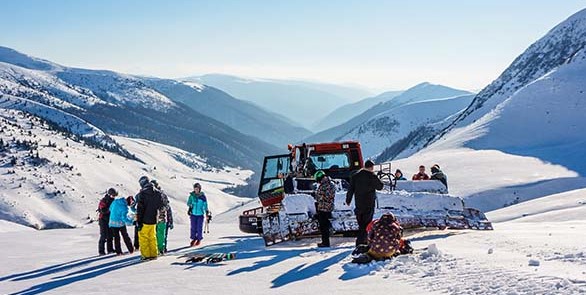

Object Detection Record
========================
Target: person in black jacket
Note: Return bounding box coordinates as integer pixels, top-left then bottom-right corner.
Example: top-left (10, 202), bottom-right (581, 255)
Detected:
top-left (97, 188), bottom-right (117, 255)
top-left (345, 160), bottom-right (384, 247)
top-left (430, 164), bottom-right (448, 191)
top-left (136, 176), bottom-right (164, 260)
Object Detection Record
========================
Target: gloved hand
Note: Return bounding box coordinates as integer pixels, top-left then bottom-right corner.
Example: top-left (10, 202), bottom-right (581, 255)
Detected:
top-left (169, 223), bottom-right (174, 230)
top-left (137, 223), bottom-right (143, 231)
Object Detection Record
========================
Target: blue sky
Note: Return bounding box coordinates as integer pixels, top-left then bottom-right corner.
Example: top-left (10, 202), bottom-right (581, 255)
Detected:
top-left (1, 1), bottom-right (585, 91)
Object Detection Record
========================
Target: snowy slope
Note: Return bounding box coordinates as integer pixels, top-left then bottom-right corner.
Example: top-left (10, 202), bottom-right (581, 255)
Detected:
top-left (338, 94), bottom-right (474, 159)
top-left (0, 46), bottom-right (278, 169)
top-left (0, 95), bottom-right (115, 146)
top-left (419, 9), bottom-right (586, 175)
top-left (305, 83), bottom-right (472, 144)
top-left (488, 188), bottom-right (586, 223)
top-left (1, 189), bottom-right (585, 295)
top-left (0, 46), bottom-right (61, 71)
top-left (312, 90), bottom-right (403, 132)
top-left (1, 109), bottom-right (585, 294)
top-left (186, 74), bottom-right (373, 129)
top-left (0, 108), bottom-right (251, 229)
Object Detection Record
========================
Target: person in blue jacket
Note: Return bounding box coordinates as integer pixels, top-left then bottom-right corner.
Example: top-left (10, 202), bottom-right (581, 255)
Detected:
top-left (187, 183), bottom-right (208, 247)
top-left (109, 196), bottom-right (135, 255)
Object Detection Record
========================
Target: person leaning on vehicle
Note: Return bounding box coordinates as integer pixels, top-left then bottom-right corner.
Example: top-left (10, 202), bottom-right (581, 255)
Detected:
top-left (430, 164), bottom-right (448, 191)
top-left (345, 160), bottom-right (384, 247)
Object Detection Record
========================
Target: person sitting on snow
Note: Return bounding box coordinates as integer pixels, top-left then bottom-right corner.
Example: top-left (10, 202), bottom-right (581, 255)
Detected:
top-left (430, 164), bottom-right (448, 191)
top-left (412, 165), bottom-right (430, 180)
top-left (352, 212), bottom-right (412, 263)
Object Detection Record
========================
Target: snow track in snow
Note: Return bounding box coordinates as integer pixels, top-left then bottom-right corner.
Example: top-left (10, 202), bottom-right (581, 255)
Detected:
top-left (345, 247), bottom-right (586, 295)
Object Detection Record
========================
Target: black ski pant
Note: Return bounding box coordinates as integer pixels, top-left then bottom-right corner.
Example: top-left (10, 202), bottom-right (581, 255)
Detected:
top-left (112, 226), bottom-right (134, 254)
top-left (98, 218), bottom-right (114, 255)
top-left (316, 211), bottom-right (332, 246)
top-left (133, 224), bottom-right (140, 250)
top-left (355, 208), bottom-right (374, 247)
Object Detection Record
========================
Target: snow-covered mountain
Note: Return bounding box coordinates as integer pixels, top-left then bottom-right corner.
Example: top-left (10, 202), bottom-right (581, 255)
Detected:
top-left (0, 108), bottom-right (251, 229)
top-left (305, 83), bottom-right (472, 145)
top-left (312, 90), bottom-right (403, 132)
top-left (0, 46), bottom-right (278, 169)
top-left (185, 74), bottom-right (373, 130)
top-left (142, 78), bottom-right (311, 147)
top-left (395, 8), bottom-right (586, 175)
top-left (339, 94), bottom-right (474, 159)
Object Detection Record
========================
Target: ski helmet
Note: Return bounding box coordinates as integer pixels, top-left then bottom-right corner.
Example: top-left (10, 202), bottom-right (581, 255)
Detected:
top-left (107, 188), bottom-right (118, 196)
top-left (314, 170), bottom-right (326, 182)
top-left (138, 176), bottom-right (150, 188)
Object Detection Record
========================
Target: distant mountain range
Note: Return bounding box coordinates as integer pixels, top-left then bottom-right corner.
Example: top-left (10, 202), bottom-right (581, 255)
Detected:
top-left (140, 78), bottom-right (311, 148)
top-left (184, 74), bottom-right (373, 130)
top-left (377, 8), bottom-right (586, 176)
top-left (305, 83), bottom-right (473, 147)
top-left (312, 90), bottom-right (404, 132)
top-left (343, 93), bottom-right (474, 159)
top-left (0, 46), bottom-right (279, 170)
top-left (403, 8), bottom-right (586, 174)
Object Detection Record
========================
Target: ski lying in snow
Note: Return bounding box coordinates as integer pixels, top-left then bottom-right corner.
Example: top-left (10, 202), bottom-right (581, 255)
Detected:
top-left (184, 252), bottom-right (237, 264)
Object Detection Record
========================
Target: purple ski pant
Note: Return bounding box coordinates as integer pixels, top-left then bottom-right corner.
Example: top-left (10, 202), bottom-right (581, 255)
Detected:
top-left (190, 215), bottom-right (204, 241)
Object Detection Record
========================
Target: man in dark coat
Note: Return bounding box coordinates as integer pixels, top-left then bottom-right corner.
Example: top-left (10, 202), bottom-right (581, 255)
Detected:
top-left (136, 176), bottom-right (164, 260)
top-left (345, 160), bottom-right (384, 247)
top-left (97, 188), bottom-right (117, 255)
top-left (430, 164), bottom-right (448, 191)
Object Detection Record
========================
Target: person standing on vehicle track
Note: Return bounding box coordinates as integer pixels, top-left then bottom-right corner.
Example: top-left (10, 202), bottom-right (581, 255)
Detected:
top-left (345, 160), bottom-right (384, 247)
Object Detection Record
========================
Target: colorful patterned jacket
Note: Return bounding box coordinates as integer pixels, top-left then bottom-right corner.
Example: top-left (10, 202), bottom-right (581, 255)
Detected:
top-left (315, 177), bottom-right (336, 212)
top-left (367, 213), bottom-right (403, 258)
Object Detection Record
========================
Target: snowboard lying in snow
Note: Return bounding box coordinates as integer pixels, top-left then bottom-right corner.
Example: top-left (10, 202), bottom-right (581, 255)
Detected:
top-left (182, 252), bottom-right (237, 264)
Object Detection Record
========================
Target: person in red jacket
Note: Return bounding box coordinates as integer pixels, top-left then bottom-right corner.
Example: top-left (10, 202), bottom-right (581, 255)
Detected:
top-left (97, 188), bottom-right (117, 255)
top-left (412, 165), bottom-right (430, 180)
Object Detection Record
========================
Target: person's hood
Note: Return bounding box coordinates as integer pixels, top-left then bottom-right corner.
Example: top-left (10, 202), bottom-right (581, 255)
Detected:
top-left (190, 191), bottom-right (207, 201)
top-left (379, 213), bottom-right (397, 224)
top-left (112, 197), bottom-right (127, 207)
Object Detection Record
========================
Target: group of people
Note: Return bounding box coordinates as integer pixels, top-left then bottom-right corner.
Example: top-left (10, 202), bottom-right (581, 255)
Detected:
top-left (314, 160), bottom-right (448, 261)
top-left (97, 178), bottom-right (211, 261)
top-left (394, 164), bottom-right (448, 189)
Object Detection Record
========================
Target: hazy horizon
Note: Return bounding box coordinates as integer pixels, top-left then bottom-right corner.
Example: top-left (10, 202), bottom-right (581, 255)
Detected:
top-left (1, 1), bottom-right (585, 92)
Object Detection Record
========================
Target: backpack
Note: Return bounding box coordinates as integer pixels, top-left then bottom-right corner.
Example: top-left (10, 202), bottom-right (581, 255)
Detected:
top-left (96, 195), bottom-right (111, 220)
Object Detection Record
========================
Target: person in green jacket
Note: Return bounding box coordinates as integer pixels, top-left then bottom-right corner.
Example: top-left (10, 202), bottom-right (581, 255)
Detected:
top-left (187, 183), bottom-right (208, 247)
top-left (152, 179), bottom-right (172, 255)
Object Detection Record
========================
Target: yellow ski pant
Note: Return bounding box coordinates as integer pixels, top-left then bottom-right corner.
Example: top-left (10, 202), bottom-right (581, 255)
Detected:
top-left (138, 223), bottom-right (158, 259)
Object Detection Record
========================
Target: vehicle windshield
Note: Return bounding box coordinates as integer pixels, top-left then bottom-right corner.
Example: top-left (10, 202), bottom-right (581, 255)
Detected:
top-left (259, 155), bottom-right (290, 194)
top-left (309, 153), bottom-right (350, 170)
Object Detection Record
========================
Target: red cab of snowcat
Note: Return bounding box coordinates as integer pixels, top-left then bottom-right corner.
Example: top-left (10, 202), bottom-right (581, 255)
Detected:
top-left (257, 141), bottom-right (364, 207)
